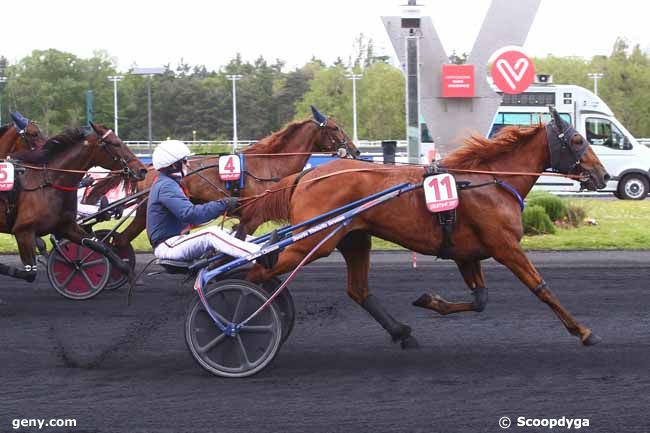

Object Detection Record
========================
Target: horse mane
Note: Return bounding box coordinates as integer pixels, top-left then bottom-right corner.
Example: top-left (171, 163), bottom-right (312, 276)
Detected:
top-left (240, 119), bottom-right (312, 154)
top-left (239, 173), bottom-right (297, 224)
top-left (0, 124), bottom-right (12, 137)
top-left (12, 127), bottom-right (86, 163)
top-left (443, 125), bottom-right (543, 169)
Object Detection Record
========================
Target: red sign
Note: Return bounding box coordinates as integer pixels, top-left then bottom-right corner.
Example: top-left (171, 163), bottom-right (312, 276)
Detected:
top-left (441, 64), bottom-right (475, 98)
top-left (491, 48), bottom-right (535, 94)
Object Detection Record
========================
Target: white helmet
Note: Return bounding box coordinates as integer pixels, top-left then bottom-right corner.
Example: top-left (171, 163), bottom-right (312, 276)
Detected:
top-left (152, 140), bottom-right (191, 169)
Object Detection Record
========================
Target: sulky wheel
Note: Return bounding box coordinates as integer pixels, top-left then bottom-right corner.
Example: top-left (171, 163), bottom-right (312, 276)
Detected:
top-left (47, 239), bottom-right (111, 300)
top-left (225, 270), bottom-right (295, 344)
top-left (185, 279), bottom-right (283, 378)
top-left (93, 229), bottom-right (135, 290)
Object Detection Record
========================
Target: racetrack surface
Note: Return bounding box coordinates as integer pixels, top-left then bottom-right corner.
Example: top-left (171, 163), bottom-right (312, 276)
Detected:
top-left (1, 251), bottom-right (649, 433)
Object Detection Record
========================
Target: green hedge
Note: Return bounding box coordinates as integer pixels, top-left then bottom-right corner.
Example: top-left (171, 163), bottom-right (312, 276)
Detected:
top-left (522, 205), bottom-right (556, 235)
top-left (526, 192), bottom-right (568, 221)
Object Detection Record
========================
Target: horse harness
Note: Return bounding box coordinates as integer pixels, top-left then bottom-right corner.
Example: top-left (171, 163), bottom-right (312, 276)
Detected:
top-left (423, 163), bottom-right (525, 260)
top-left (0, 129), bottom-right (136, 229)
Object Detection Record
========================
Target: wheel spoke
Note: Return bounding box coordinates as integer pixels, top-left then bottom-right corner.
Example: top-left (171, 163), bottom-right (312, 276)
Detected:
top-left (240, 324), bottom-right (273, 333)
top-left (236, 335), bottom-right (252, 367)
top-left (80, 258), bottom-right (105, 268)
top-left (80, 269), bottom-right (100, 290)
top-left (197, 333), bottom-right (227, 353)
top-left (231, 293), bottom-right (246, 323)
top-left (54, 252), bottom-right (74, 265)
top-left (60, 268), bottom-right (77, 288)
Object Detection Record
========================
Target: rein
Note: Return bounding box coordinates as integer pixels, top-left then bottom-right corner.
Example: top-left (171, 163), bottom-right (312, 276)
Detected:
top-left (235, 164), bottom-right (579, 214)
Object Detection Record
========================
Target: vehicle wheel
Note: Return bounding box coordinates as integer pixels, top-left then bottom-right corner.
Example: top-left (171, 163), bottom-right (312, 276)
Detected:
top-left (93, 229), bottom-right (135, 290)
top-left (47, 239), bottom-right (111, 300)
top-left (617, 174), bottom-right (649, 200)
top-left (225, 270), bottom-right (295, 344)
top-left (185, 279), bottom-right (282, 378)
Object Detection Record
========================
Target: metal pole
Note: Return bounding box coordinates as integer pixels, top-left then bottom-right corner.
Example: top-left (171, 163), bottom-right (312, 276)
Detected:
top-left (147, 76), bottom-right (153, 154)
top-left (226, 74), bottom-right (243, 151)
top-left (108, 75), bottom-right (123, 136)
top-left (0, 77), bottom-right (5, 126)
top-left (232, 78), bottom-right (237, 149)
top-left (346, 73), bottom-right (362, 143)
top-left (587, 73), bottom-right (604, 97)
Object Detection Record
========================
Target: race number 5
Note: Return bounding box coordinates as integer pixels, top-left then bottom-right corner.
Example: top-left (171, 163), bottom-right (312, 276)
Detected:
top-left (0, 162), bottom-right (15, 191)
top-left (423, 173), bottom-right (458, 212)
top-left (218, 155), bottom-right (241, 181)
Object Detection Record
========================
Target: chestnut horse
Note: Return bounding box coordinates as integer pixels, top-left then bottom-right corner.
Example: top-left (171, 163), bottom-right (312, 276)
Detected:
top-left (0, 123), bottom-right (147, 282)
top-left (0, 112), bottom-right (48, 157)
top-left (104, 106), bottom-right (359, 250)
top-left (243, 109), bottom-right (609, 348)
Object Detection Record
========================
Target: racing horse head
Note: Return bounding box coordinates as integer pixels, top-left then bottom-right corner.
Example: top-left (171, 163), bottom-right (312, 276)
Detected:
top-left (310, 105), bottom-right (360, 158)
top-left (546, 106), bottom-right (609, 190)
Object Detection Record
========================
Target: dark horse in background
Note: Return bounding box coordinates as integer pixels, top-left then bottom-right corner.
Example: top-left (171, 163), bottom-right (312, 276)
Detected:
top-left (243, 109), bottom-right (609, 348)
top-left (90, 106), bottom-right (359, 250)
top-left (0, 112), bottom-right (48, 157)
top-left (0, 123), bottom-right (147, 282)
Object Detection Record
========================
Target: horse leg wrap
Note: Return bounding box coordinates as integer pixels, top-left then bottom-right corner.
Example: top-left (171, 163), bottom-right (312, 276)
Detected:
top-left (0, 263), bottom-right (37, 282)
top-left (81, 238), bottom-right (130, 275)
top-left (361, 294), bottom-right (411, 341)
top-left (472, 287), bottom-right (488, 312)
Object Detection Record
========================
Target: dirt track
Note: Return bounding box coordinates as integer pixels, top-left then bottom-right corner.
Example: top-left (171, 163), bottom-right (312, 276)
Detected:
top-left (0, 251), bottom-right (649, 433)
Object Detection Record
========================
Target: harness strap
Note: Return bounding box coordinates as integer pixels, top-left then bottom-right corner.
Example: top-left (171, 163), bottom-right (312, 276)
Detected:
top-left (495, 180), bottom-right (525, 212)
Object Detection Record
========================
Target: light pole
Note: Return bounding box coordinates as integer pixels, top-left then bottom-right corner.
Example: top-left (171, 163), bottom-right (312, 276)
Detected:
top-left (226, 74), bottom-right (243, 150)
top-left (0, 77), bottom-right (6, 126)
top-left (192, 130), bottom-right (197, 142)
top-left (587, 72), bottom-right (605, 96)
top-left (131, 67), bottom-right (164, 154)
top-left (345, 73), bottom-right (362, 143)
top-left (107, 75), bottom-right (124, 136)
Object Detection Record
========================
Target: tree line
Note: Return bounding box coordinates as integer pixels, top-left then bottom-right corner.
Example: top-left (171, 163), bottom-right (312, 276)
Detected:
top-left (1, 36), bottom-right (649, 141)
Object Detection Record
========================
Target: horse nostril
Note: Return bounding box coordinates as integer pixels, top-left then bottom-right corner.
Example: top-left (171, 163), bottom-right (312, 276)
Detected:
top-left (138, 168), bottom-right (148, 179)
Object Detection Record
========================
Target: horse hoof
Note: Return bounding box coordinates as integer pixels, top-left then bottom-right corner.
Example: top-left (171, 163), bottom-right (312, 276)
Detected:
top-left (400, 335), bottom-right (420, 350)
top-left (583, 333), bottom-right (602, 346)
top-left (412, 293), bottom-right (433, 308)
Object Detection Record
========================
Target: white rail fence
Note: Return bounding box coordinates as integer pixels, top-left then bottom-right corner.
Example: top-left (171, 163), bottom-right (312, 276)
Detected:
top-left (126, 138), bottom-right (650, 157)
top-left (125, 140), bottom-right (409, 156)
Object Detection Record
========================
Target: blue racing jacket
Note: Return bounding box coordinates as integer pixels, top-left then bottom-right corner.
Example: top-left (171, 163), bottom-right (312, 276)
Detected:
top-left (146, 172), bottom-right (227, 247)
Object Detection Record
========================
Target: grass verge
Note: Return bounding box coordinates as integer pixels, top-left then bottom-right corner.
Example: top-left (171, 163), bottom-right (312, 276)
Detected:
top-left (1, 198), bottom-right (648, 253)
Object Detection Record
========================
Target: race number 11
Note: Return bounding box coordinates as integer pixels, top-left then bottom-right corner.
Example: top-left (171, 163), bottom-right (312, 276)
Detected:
top-left (423, 173), bottom-right (458, 212)
top-left (218, 155), bottom-right (241, 181)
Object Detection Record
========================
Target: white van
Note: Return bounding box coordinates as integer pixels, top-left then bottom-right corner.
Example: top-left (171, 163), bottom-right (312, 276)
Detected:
top-left (488, 78), bottom-right (650, 199)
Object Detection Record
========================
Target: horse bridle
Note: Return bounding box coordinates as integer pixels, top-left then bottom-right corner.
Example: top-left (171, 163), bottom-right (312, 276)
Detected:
top-left (17, 122), bottom-right (43, 151)
top-left (546, 120), bottom-right (589, 175)
top-left (95, 129), bottom-right (141, 180)
top-left (312, 118), bottom-right (357, 159)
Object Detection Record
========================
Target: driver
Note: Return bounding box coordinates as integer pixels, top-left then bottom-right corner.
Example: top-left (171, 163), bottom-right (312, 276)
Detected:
top-left (146, 140), bottom-right (278, 268)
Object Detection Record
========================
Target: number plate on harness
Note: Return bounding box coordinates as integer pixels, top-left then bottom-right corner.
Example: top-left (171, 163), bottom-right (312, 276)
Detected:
top-left (218, 155), bottom-right (241, 181)
top-left (423, 173), bottom-right (458, 212)
top-left (0, 162), bottom-right (15, 191)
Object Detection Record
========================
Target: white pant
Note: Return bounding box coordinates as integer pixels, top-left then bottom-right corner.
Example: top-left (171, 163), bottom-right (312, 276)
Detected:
top-left (154, 227), bottom-right (260, 261)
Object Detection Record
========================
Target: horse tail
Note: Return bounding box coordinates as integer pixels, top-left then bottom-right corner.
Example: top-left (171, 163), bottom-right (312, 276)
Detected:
top-left (240, 173), bottom-right (299, 224)
top-left (84, 175), bottom-right (138, 204)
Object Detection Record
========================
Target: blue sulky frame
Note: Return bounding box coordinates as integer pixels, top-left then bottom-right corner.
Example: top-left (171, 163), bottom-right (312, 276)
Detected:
top-left (192, 181), bottom-right (422, 336)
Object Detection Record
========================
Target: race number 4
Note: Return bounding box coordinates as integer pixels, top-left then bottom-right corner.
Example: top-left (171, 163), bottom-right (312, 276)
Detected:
top-left (218, 155), bottom-right (241, 181)
top-left (423, 173), bottom-right (458, 212)
top-left (0, 162), bottom-right (15, 191)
